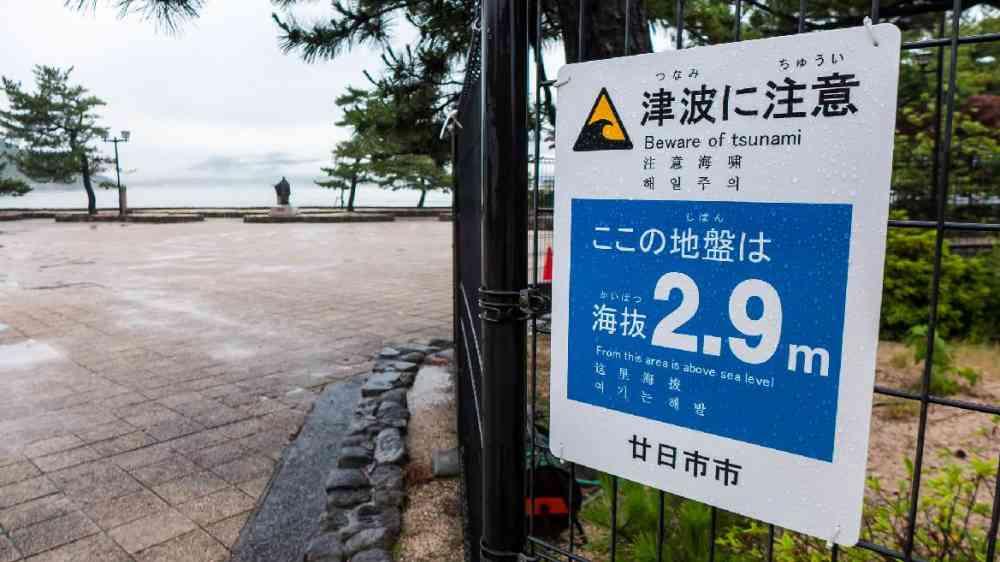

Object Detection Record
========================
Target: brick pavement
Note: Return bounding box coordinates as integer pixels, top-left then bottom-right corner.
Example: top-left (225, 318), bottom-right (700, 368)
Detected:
top-left (0, 218), bottom-right (452, 561)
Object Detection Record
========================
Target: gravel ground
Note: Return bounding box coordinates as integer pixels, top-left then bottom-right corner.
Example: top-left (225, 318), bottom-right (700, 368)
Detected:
top-left (395, 355), bottom-right (465, 562)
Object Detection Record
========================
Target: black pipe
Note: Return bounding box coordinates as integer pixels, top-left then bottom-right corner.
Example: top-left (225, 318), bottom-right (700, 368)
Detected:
top-left (578, 0), bottom-right (592, 62)
top-left (479, 0), bottom-right (528, 560)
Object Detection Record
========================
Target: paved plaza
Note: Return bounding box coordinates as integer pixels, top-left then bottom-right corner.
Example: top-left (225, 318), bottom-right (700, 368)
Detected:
top-left (0, 218), bottom-right (452, 561)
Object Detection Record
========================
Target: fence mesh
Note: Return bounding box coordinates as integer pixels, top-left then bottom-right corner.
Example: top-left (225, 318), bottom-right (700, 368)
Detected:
top-left (453, 1), bottom-right (1000, 561)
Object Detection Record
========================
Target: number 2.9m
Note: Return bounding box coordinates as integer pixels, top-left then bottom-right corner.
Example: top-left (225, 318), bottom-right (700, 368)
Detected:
top-left (649, 272), bottom-right (826, 374)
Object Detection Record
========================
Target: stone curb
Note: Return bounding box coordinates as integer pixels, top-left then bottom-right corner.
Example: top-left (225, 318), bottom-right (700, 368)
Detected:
top-left (304, 339), bottom-right (453, 562)
top-left (53, 213), bottom-right (206, 223)
top-left (243, 214), bottom-right (396, 224)
top-left (230, 375), bottom-right (366, 562)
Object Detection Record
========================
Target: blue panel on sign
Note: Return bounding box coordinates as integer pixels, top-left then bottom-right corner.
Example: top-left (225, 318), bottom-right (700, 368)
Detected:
top-left (568, 199), bottom-right (853, 462)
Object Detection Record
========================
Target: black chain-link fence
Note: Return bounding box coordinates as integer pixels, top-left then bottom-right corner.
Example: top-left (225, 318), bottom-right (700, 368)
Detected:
top-left (454, 1), bottom-right (1000, 561)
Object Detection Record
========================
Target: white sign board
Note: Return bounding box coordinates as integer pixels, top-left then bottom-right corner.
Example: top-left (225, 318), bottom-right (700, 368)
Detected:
top-left (550, 24), bottom-right (900, 545)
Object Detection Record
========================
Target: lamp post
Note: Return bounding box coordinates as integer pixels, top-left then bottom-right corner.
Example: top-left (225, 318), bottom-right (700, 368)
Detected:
top-left (104, 130), bottom-right (131, 217)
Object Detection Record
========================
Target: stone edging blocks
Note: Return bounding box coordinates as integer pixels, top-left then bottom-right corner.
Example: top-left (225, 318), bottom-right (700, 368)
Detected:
top-left (243, 213), bottom-right (396, 224)
top-left (53, 213), bottom-right (205, 223)
top-left (304, 339), bottom-right (452, 562)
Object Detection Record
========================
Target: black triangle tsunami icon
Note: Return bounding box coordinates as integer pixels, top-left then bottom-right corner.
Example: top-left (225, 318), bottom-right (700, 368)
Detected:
top-left (573, 87), bottom-right (633, 152)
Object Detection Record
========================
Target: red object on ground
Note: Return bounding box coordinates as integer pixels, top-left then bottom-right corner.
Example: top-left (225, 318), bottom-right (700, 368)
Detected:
top-left (525, 497), bottom-right (570, 516)
top-left (542, 246), bottom-right (553, 282)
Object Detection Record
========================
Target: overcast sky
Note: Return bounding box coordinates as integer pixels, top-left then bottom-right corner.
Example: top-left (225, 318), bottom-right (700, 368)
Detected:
top-left (0, 0), bottom-right (419, 188)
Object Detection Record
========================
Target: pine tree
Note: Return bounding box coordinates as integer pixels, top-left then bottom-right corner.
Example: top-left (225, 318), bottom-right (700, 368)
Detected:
top-left (75, 0), bottom-right (995, 58)
top-left (890, 13), bottom-right (1000, 220)
top-left (315, 86), bottom-right (391, 210)
top-left (0, 66), bottom-right (108, 213)
top-left (316, 138), bottom-right (371, 211)
top-left (319, 78), bottom-right (452, 207)
top-left (374, 153), bottom-right (451, 208)
top-left (70, 1), bottom-right (656, 139)
top-left (75, 0), bottom-right (995, 215)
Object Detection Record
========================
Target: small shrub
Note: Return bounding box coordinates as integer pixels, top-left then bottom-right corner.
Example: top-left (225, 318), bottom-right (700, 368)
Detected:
top-left (720, 450), bottom-right (998, 562)
top-left (880, 212), bottom-right (999, 342)
top-left (955, 367), bottom-right (980, 387)
top-left (905, 325), bottom-right (980, 396)
top-left (580, 476), bottom-right (736, 562)
top-left (879, 399), bottom-right (920, 421)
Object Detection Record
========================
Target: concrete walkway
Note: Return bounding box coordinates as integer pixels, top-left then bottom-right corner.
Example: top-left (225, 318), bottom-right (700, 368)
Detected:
top-left (0, 219), bottom-right (452, 561)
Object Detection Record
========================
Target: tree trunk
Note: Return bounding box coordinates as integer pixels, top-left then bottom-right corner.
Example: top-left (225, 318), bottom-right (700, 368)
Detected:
top-left (348, 175), bottom-right (358, 212)
top-left (417, 188), bottom-right (427, 208)
top-left (81, 154), bottom-right (96, 215)
top-left (556, 0), bottom-right (653, 63)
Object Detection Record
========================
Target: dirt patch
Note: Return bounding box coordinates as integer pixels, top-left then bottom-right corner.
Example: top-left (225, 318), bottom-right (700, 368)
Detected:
top-left (868, 340), bottom-right (1000, 487)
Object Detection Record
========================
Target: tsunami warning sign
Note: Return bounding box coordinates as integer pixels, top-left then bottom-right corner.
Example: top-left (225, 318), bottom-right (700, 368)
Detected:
top-left (549, 23), bottom-right (902, 545)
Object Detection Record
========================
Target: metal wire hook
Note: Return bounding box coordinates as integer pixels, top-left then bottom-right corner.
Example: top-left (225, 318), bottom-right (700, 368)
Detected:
top-left (863, 16), bottom-right (880, 47)
top-left (439, 109), bottom-right (463, 140)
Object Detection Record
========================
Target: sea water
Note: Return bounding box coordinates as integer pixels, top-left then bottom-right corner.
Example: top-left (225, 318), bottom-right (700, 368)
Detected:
top-left (0, 181), bottom-right (452, 209)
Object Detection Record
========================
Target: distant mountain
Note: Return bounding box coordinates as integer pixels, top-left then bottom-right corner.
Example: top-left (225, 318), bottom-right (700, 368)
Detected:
top-left (0, 141), bottom-right (113, 191)
top-left (0, 141), bottom-right (24, 181)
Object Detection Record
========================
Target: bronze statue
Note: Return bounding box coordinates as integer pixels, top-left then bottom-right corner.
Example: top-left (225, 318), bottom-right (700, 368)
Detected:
top-left (274, 176), bottom-right (291, 206)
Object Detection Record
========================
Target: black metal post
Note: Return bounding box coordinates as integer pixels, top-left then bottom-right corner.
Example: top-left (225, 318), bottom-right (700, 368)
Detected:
top-left (528, 0), bottom-right (543, 547)
top-left (655, 491), bottom-right (665, 562)
top-left (733, 0), bottom-right (742, 41)
top-left (985, 453), bottom-right (1000, 561)
top-left (112, 140), bottom-right (125, 216)
top-left (624, 0), bottom-right (631, 55)
top-left (578, 0), bottom-right (592, 62)
top-left (675, 0), bottom-right (685, 50)
top-left (609, 477), bottom-right (619, 561)
top-left (929, 11), bottom-right (946, 220)
top-left (904, 1), bottom-right (963, 559)
top-left (452, 125), bottom-right (462, 432)
top-left (479, 0), bottom-right (528, 560)
top-left (105, 135), bottom-right (129, 216)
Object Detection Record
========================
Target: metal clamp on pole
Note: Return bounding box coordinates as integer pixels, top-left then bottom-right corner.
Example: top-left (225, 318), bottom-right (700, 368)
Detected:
top-left (478, 287), bottom-right (550, 323)
top-left (478, 287), bottom-right (526, 323)
top-left (481, 538), bottom-right (538, 562)
top-left (519, 287), bottom-right (551, 318)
